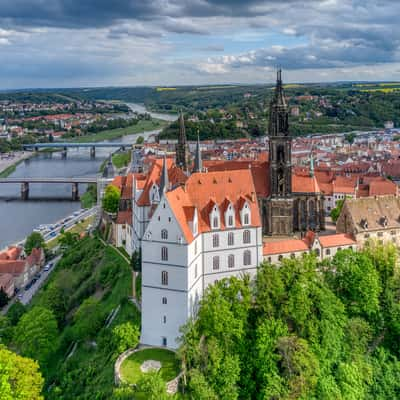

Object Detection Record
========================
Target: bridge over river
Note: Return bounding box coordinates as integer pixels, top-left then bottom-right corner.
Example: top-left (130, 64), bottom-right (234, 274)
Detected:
top-left (0, 177), bottom-right (98, 200)
top-left (23, 142), bottom-right (131, 158)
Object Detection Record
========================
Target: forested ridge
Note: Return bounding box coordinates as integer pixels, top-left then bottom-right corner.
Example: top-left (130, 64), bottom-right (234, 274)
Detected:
top-left (179, 243), bottom-right (400, 399)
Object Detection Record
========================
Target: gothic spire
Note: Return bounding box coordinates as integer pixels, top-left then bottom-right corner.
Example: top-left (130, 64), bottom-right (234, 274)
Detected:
top-left (179, 110), bottom-right (187, 145)
top-left (193, 131), bottom-right (202, 173)
top-left (159, 154), bottom-right (169, 196)
top-left (274, 68), bottom-right (287, 108)
top-left (176, 110), bottom-right (189, 170)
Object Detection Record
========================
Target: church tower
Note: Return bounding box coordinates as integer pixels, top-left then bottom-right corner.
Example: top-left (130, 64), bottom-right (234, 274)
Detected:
top-left (175, 111), bottom-right (190, 172)
top-left (266, 70), bottom-right (294, 235)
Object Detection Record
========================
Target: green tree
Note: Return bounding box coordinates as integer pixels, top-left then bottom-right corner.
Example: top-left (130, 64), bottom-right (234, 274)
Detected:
top-left (0, 346), bottom-right (44, 400)
top-left (14, 307), bottom-right (58, 365)
top-left (102, 185), bottom-right (120, 213)
top-left (330, 199), bottom-right (345, 223)
top-left (111, 322), bottom-right (140, 355)
top-left (136, 135), bottom-right (144, 144)
top-left (58, 231), bottom-right (79, 251)
top-left (329, 250), bottom-right (382, 319)
top-left (7, 302), bottom-right (26, 326)
top-left (0, 289), bottom-right (9, 308)
top-left (131, 250), bottom-right (141, 272)
top-left (73, 297), bottom-right (104, 339)
top-left (24, 232), bottom-right (45, 255)
top-left (135, 371), bottom-right (168, 400)
top-left (187, 369), bottom-right (217, 400)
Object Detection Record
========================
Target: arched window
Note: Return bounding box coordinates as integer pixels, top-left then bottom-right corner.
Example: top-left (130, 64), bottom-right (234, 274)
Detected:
top-left (228, 232), bottom-right (234, 246)
top-left (228, 254), bottom-right (235, 268)
top-left (243, 230), bottom-right (251, 244)
top-left (212, 234), bottom-right (219, 248)
top-left (161, 271), bottom-right (168, 285)
top-left (161, 246), bottom-right (168, 261)
top-left (243, 250), bottom-right (251, 266)
top-left (161, 229), bottom-right (168, 240)
top-left (213, 256), bottom-right (220, 270)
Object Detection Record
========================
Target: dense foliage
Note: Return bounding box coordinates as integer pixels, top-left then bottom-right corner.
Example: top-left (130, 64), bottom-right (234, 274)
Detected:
top-left (179, 243), bottom-right (400, 399)
top-left (0, 346), bottom-right (44, 400)
top-left (24, 231), bottom-right (45, 255)
top-left (102, 185), bottom-right (121, 214)
top-left (0, 236), bottom-right (140, 400)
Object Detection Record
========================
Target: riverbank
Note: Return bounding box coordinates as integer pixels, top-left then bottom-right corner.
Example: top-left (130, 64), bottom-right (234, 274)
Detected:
top-left (0, 152), bottom-right (32, 178)
top-left (66, 118), bottom-right (167, 143)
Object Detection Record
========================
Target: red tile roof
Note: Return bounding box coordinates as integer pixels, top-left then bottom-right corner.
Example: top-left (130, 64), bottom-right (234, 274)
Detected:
top-left (166, 169), bottom-right (261, 243)
top-left (137, 158), bottom-right (187, 207)
top-left (263, 239), bottom-right (309, 255)
top-left (318, 234), bottom-right (356, 248)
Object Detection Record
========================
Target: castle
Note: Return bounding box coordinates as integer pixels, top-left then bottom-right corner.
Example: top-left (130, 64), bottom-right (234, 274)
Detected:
top-left (112, 72), bottom-right (359, 348)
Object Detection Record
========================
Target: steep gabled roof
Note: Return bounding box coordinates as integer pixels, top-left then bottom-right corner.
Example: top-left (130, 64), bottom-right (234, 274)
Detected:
top-left (136, 158), bottom-right (187, 206)
top-left (165, 169), bottom-right (261, 243)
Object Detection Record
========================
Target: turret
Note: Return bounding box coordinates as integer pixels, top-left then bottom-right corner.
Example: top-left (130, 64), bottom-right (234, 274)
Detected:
top-left (193, 132), bottom-right (202, 173)
top-left (159, 155), bottom-right (169, 196)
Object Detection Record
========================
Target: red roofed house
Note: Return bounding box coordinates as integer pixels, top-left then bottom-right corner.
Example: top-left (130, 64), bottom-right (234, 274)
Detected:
top-left (0, 246), bottom-right (44, 291)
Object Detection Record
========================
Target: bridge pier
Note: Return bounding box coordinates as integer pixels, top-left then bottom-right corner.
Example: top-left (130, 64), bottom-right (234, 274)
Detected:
top-left (121, 145), bottom-right (126, 151)
top-left (34, 146), bottom-right (38, 152)
top-left (90, 146), bottom-right (96, 158)
top-left (61, 147), bottom-right (67, 159)
top-left (72, 183), bottom-right (79, 201)
top-left (21, 182), bottom-right (29, 200)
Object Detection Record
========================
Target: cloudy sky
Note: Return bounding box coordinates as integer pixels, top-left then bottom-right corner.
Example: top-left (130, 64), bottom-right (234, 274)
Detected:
top-left (0, 0), bottom-right (399, 89)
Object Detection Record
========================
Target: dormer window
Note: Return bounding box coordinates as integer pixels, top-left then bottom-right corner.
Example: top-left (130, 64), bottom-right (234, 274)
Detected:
top-left (360, 218), bottom-right (368, 229)
top-left (161, 229), bottom-right (168, 240)
top-left (210, 204), bottom-right (220, 230)
top-left (240, 201), bottom-right (251, 226)
top-left (224, 203), bottom-right (235, 228)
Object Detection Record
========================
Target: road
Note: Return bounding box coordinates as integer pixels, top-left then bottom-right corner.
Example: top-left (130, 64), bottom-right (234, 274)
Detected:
top-left (19, 255), bottom-right (62, 305)
top-left (1, 255), bottom-right (61, 314)
top-left (41, 206), bottom-right (98, 242)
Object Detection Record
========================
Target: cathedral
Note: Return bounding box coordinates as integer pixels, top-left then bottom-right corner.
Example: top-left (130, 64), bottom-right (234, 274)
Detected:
top-left (261, 70), bottom-right (325, 236)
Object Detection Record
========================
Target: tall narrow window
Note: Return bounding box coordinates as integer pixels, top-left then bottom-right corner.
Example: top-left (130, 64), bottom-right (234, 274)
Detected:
top-left (163, 315), bottom-right (167, 324)
top-left (195, 264), bottom-right (198, 278)
top-left (243, 230), bottom-right (251, 244)
top-left (228, 215), bottom-right (234, 226)
top-left (244, 213), bottom-right (249, 225)
top-left (194, 240), bottom-right (198, 254)
top-left (162, 297), bottom-right (167, 304)
top-left (161, 246), bottom-right (168, 261)
top-left (161, 271), bottom-right (168, 285)
top-left (228, 232), bottom-right (234, 246)
top-left (213, 216), bottom-right (219, 228)
top-left (161, 229), bottom-right (168, 240)
top-left (212, 234), bottom-right (219, 248)
top-left (213, 256), bottom-right (220, 270)
top-left (243, 250), bottom-right (251, 266)
top-left (228, 254), bottom-right (235, 268)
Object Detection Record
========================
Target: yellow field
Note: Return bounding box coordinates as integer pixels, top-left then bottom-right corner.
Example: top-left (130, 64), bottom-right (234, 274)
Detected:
top-left (156, 87), bottom-right (177, 91)
top-left (360, 88), bottom-right (400, 93)
top-left (283, 84), bottom-right (303, 88)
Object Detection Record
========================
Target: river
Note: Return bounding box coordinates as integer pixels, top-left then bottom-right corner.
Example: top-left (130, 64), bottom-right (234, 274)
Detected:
top-left (0, 104), bottom-right (176, 249)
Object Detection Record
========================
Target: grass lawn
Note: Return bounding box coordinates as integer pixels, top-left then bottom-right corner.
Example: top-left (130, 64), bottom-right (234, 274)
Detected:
top-left (67, 119), bottom-right (167, 143)
top-left (120, 348), bottom-right (180, 385)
